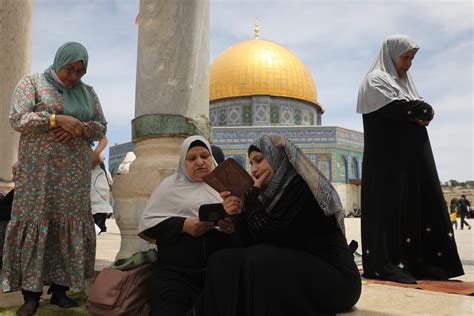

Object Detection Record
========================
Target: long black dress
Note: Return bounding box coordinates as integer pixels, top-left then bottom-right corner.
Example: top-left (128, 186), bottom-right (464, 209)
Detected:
top-left (143, 217), bottom-right (233, 316)
top-left (199, 175), bottom-right (361, 316)
top-left (361, 100), bottom-right (464, 281)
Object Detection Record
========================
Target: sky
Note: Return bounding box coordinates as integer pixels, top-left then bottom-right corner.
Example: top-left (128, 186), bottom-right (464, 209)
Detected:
top-left (30, 0), bottom-right (473, 182)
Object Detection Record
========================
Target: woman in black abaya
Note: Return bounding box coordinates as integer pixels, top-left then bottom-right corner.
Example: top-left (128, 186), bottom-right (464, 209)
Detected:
top-left (199, 134), bottom-right (361, 316)
top-left (356, 35), bottom-right (463, 284)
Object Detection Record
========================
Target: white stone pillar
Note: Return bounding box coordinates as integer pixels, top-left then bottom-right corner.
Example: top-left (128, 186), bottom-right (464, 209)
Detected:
top-left (113, 0), bottom-right (210, 259)
top-left (0, 0), bottom-right (33, 193)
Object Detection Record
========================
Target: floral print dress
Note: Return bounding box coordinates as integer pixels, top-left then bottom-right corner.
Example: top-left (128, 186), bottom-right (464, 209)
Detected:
top-left (2, 73), bottom-right (107, 292)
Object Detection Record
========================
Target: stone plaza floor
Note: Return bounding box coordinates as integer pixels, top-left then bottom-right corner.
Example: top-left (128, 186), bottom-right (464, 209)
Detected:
top-left (1, 218), bottom-right (473, 314)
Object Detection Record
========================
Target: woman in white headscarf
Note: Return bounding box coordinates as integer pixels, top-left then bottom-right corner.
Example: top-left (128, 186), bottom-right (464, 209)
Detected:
top-left (357, 35), bottom-right (463, 284)
top-left (138, 135), bottom-right (234, 316)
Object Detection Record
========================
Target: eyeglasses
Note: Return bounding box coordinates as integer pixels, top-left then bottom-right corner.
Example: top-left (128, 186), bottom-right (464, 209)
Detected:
top-left (62, 66), bottom-right (86, 77)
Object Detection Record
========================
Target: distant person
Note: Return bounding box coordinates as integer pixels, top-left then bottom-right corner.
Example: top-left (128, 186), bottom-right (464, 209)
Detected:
top-left (457, 195), bottom-right (471, 230)
top-left (211, 144), bottom-right (225, 165)
top-left (4, 41), bottom-right (107, 315)
top-left (90, 137), bottom-right (113, 234)
top-left (450, 209), bottom-right (458, 230)
top-left (357, 35), bottom-right (463, 283)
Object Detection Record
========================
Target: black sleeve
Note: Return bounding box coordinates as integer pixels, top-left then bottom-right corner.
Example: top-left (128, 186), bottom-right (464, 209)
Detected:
top-left (235, 176), bottom-right (310, 243)
top-left (376, 99), bottom-right (434, 121)
top-left (0, 189), bottom-right (14, 221)
top-left (142, 217), bottom-right (186, 245)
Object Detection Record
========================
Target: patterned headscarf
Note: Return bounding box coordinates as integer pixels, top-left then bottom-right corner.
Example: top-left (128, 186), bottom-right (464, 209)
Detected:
top-left (249, 134), bottom-right (345, 233)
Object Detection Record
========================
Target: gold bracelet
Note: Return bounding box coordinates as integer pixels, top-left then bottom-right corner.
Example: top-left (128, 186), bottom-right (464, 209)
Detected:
top-left (50, 114), bottom-right (57, 128)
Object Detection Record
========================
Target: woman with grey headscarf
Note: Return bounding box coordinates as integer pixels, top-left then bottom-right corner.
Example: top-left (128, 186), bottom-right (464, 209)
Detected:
top-left (357, 35), bottom-right (463, 284)
top-left (199, 134), bottom-right (361, 315)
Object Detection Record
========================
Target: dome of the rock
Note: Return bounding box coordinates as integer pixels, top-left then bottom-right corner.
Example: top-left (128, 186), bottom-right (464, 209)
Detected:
top-left (210, 39), bottom-right (322, 112)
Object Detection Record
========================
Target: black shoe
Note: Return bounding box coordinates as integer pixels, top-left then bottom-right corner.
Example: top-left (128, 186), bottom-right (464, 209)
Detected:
top-left (369, 264), bottom-right (417, 284)
top-left (380, 272), bottom-right (417, 284)
top-left (17, 290), bottom-right (41, 316)
top-left (48, 284), bottom-right (78, 308)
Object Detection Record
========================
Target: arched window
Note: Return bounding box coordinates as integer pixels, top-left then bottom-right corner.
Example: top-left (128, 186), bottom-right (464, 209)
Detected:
top-left (317, 154), bottom-right (331, 181)
top-left (339, 155), bottom-right (347, 183)
top-left (351, 157), bottom-right (359, 179)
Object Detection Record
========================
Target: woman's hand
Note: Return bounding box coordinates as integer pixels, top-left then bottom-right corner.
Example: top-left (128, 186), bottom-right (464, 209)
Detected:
top-left (217, 217), bottom-right (235, 234)
top-left (252, 169), bottom-right (270, 189)
top-left (182, 217), bottom-right (214, 237)
top-left (220, 191), bottom-right (243, 215)
top-left (55, 114), bottom-right (86, 137)
top-left (91, 150), bottom-right (101, 168)
top-left (50, 127), bottom-right (73, 143)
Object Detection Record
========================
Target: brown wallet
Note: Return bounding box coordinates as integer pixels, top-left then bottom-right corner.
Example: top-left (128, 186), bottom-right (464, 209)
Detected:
top-left (203, 158), bottom-right (254, 196)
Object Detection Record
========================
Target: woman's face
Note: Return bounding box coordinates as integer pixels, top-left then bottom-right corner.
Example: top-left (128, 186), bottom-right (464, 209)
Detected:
top-left (249, 150), bottom-right (274, 187)
top-left (58, 60), bottom-right (86, 88)
top-left (184, 146), bottom-right (214, 182)
top-left (394, 49), bottom-right (417, 78)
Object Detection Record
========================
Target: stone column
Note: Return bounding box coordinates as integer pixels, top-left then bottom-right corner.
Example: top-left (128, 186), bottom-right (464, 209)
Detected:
top-left (113, 0), bottom-right (210, 259)
top-left (0, 0), bottom-right (33, 193)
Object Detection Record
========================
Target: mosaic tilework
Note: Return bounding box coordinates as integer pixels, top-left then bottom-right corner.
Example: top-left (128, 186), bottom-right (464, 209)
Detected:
top-left (243, 105), bottom-right (252, 125)
top-left (228, 105), bottom-right (241, 125)
top-left (211, 126), bottom-right (363, 184)
top-left (281, 106), bottom-right (293, 125)
top-left (254, 104), bottom-right (269, 124)
top-left (302, 110), bottom-right (310, 125)
top-left (294, 109), bottom-right (302, 125)
top-left (211, 96), bottom-right (320, 127)
top-left (270, 105), bottom-right (280, 124)
top-left (209, 109), bottom-right (218, 126)
top-left (219, 109), bottom-right (226, 125)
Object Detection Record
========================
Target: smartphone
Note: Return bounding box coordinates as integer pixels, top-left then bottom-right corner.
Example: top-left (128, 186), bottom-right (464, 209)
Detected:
top-left (199, 203), bottom-right (226, 225)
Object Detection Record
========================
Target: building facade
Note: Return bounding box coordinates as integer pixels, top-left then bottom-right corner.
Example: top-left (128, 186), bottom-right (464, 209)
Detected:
top-left (110, 36), bottom-right (364, 213)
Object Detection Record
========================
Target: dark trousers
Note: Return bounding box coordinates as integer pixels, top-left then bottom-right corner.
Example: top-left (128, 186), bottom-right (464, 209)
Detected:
top-left (460, 215), bottom-right (471, 229)
top-left (150, 264), bottom-right (204, 316)
top-left (452, 220), bottom-right (457, 229)
top-left (93, 213), bottom-right (107, 232)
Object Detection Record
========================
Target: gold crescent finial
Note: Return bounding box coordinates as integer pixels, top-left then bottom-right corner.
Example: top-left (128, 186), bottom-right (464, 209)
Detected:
top-left (254, 17), bottom-right (259, 40)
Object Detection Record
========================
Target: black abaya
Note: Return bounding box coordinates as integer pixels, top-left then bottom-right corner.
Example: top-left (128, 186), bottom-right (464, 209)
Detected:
top-left (361, 100), bottom-right (464, 281)
top-left (199, 175), bottom-right (361, 316)
top-left (143, 217), bottom-right (233, 316)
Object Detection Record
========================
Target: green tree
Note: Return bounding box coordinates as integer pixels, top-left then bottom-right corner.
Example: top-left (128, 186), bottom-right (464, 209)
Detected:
top-left (450, 180), bottom-right (459, 187)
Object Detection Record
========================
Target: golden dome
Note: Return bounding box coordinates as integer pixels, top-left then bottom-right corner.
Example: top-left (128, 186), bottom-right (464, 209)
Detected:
top-left (210, 39), bottom-right (322, 111)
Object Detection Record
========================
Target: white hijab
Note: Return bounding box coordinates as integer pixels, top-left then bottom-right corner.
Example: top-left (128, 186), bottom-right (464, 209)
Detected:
top-left (357, 34), bottom-right (422, 114)
top-left (138, 136), bottom-right (222, 237)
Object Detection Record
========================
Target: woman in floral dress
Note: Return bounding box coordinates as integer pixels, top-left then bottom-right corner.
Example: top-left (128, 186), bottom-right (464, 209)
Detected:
top-left (3, 42), bottom-right (107, 315)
